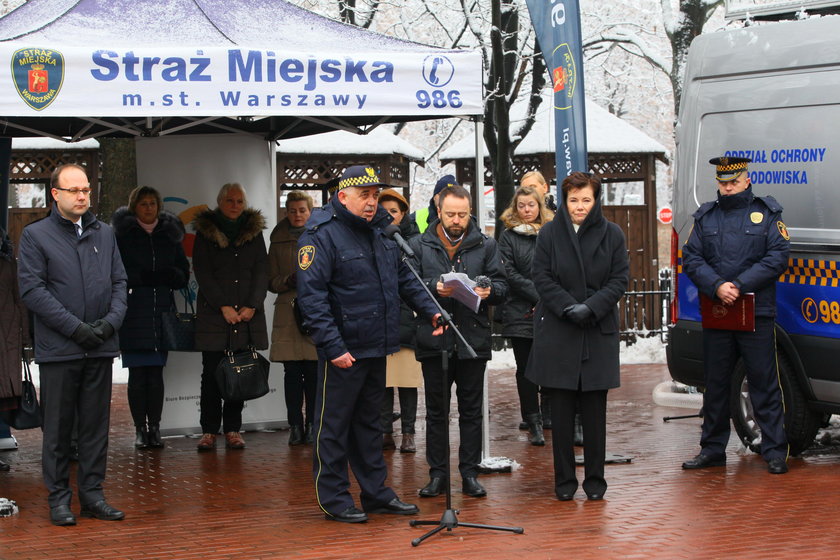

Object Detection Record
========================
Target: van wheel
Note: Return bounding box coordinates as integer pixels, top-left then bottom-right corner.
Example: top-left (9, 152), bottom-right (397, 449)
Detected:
top-left (730, 352), bottom-right (820, 456)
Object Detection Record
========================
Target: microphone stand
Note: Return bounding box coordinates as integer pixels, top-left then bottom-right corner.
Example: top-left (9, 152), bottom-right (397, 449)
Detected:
top-left (397, 250), bottom-right (524, 547)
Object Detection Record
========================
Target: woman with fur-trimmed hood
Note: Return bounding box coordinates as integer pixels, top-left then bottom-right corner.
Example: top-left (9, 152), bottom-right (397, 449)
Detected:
top-left (112, 187), bottom-right (190, 449)
top-left (192, 183), bottom-right (268, 452)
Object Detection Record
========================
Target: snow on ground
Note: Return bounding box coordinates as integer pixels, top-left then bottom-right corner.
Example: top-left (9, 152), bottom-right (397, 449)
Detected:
top-left (488, 336), bottom-right (666, 371)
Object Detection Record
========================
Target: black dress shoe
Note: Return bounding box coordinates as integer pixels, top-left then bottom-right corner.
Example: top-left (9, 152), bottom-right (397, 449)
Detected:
top-left (419, 477), bottom-right (446, 497)
top-left (462, 477), bottom-right (487, 497)
top-left (326, 506), bottom-right (368, 523)
top-left (768, 457), bottom-right (788, 474)
top-left (586, 493), bottom-right (604, 501)
top-left (80, 500), bottom-right (125, 521)
top-left (366, 497), bottom-right (419, 515)
top-left (556, 493), bottom-right (575, 501)
top-left (50, 504), bottom-right (76, 526)
top-left (304, 423), bottom-right (314, 444)
top-left (681, 454), bottom-right (726, 470)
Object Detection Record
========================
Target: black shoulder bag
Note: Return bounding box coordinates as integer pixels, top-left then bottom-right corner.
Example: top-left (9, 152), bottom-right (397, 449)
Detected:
top-left (160, 288), bottom-right (196, 351)
top-left (0, 361), bottom-right (42, 430)
top-left (213, 322), bottom-right (270, 402)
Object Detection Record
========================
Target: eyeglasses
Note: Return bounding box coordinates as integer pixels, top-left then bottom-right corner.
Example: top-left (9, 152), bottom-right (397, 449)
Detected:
top-left (54, 186), bottom-right (92, 196)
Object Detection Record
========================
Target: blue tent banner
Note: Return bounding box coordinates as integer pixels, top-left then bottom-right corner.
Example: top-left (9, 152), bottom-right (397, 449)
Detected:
top-left (1, 46), bottom-right (482, 118)
top-left (525, 0), bottom-right (588, 175)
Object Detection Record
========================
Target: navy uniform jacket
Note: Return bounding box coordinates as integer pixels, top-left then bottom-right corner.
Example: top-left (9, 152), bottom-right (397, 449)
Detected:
top-left (682, 186), bottom-right (790, 317)
top-left (296, 195), bottom-right (438, 362)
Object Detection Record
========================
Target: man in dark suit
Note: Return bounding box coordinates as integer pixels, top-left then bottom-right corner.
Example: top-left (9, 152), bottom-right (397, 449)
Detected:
top-left (18, 164), bottom-right (128, 525)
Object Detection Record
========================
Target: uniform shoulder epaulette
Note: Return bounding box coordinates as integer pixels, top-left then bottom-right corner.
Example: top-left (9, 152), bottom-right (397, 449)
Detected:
top-left (756, 195), bottom-right (783, 213)
top-left (692, 200), bottom-right (717, 220)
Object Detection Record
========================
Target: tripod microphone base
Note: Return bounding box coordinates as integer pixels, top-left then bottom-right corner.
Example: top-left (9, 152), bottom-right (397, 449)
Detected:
top-left (409, 508), bottom-right (524, 547)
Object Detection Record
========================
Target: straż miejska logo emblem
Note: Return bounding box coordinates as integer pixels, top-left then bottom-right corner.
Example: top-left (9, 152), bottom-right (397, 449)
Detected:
top-left (551, 43), bottom-right (576, 110)
top-left (12, 47), bottom-right (65, 111)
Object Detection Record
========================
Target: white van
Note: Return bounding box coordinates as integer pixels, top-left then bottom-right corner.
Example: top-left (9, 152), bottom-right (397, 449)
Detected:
top-left (667, 14), bottom-right (840, 454)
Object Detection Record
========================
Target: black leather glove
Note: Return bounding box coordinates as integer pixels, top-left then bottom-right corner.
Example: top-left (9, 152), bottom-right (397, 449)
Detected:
top-left (286, 272), bottom-right (297, 289)
top-left (563, 304), bottom-right (594, 326)
top-left (72, 323), bottom-right (104, 350)
top-left (90, 319), bottom-right (115, 341)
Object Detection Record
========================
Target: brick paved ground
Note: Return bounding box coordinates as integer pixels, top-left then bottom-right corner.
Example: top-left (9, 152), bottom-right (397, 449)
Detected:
top-left (2, 363), bottom-right (840, 559)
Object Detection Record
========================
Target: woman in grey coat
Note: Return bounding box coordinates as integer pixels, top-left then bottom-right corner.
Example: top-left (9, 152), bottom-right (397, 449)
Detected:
top-left (192, 183), bottom-right (268, 451)
top-left (527, 172), bottom-right (628, 501)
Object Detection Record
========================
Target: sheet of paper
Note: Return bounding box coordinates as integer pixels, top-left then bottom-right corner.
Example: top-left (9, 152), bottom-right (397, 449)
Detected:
top-left (440, 271), bottom-right (481, 313)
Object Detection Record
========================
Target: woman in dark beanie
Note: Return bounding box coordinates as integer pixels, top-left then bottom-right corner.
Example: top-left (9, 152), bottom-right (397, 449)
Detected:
top-left (527, 172), bottom-right (628, 501)
top-left (192, 183), bottom-right (268, 451)
top-left (113, 187), bottom-right (189, 449)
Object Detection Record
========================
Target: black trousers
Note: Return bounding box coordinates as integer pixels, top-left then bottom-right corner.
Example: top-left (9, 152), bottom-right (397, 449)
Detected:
top-left (39, 357), bottom-right (113, 508)
top-left (127, 365), bottom-right (164, 428)
top-left (511, 337), bottom-right (540, 420)
top-left (200, 351), bottom-right (244, 434)
top-left (313, 357), bottom-right (396, 516)
top-left (380, 387), bottom-right (418, 434)
top-left (547, 388), bottom-right (608, 497)
top-left (421, 357), bottom-right (485, 479)
top-left (700, 318), bottom-right (788, 460)
top-left (283, 360), bottom-right (317, 427)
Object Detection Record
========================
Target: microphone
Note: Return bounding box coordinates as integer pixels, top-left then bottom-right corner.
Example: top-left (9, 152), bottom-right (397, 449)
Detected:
top-left (384, 224), bottom-right (415, 257)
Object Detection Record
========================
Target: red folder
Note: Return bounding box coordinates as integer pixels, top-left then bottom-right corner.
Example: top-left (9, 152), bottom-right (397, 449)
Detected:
top-left (700, 293), bottom-right (755, 332)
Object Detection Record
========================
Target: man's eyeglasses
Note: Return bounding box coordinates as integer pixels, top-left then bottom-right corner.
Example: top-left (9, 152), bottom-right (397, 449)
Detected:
top-left (54, 186), bottom-right (92, 196)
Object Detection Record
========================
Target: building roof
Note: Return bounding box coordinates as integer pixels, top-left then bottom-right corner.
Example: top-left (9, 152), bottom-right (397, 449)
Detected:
top-left (441, 98), bottom-right (669, 162)
top-left (275, 128), bottom-right (425, 163)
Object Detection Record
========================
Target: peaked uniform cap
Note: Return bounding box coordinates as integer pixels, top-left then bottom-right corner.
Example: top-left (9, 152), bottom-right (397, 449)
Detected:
top-left (338, 165), bottom-right (387, 191)
top-left (709, 156), bottom-right (751, 181)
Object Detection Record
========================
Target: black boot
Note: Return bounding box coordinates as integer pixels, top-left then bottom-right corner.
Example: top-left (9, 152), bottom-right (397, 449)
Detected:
top-left (288, 425), bottom-right (304, 446)
top-left (147, 424), bottom-right (164, 448)
top-left (541, 397), bottom-right (552, 430)
top-left (526, 413), bottom-right (545, 446)
top-left (304, 423), bottom-right (314, 444)
top-left (573, 413), bottom-right (584, 446)
top-left (134, 426), bottom-right (149, 449)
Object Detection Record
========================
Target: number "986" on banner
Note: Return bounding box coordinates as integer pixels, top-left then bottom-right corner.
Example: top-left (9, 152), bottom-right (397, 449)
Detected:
top-left (416, 90), bottom-right (462, 109)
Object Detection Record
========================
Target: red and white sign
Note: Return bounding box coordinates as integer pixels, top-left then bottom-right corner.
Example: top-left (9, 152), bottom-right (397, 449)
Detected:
top-left (658, 206), bottom-right (673, 224)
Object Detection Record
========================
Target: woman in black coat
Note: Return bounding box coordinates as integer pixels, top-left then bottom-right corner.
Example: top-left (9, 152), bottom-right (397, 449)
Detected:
top-left (498, 185), bottom-right (553, 445)
top-left (192, 183), bottom-right (268, 451)
top-left (527, 172), bottom-right (628, 501)
top-left (113, 187), bottom-right (189, 449)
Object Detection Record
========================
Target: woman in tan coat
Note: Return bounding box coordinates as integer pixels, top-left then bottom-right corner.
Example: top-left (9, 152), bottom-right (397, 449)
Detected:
top-left (268, 191), bottom-right (318, 445)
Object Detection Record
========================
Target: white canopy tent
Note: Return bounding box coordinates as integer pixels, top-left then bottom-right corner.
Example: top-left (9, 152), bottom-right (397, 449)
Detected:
top-left (1, 0), bottom-right (485, 434)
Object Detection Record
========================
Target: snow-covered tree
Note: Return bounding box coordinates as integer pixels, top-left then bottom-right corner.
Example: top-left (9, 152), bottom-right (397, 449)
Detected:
top-left (584, 0), bottom-right (724, 116)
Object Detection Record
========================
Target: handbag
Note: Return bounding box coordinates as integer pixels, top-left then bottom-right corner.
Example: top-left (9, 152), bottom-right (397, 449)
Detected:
top-left (0, 361), bottom-right (42, 430)
top-left (160, 289), bottom-right (196, 351)
top-left (214, 323), bottom-right (270, 402)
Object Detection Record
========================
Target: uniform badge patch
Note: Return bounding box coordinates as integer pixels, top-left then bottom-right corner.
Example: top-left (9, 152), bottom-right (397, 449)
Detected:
top-left (777, 221), bottom-right (790, 241)
top-left (750, 212), bottom-right (764, 224)
top-left (298, 245), bottom-right (315, 270)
